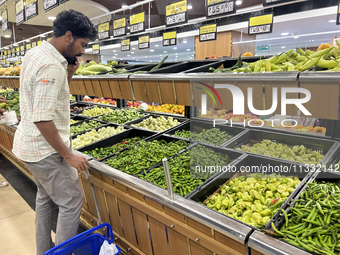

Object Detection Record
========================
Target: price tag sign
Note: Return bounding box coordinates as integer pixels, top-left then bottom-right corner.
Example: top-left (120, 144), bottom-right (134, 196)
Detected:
top-left (16, 0), bottom-right (25, 25)
top-left (16, 47), bottom-right (20, 57)
top-left (32, 42), bottom-right (37, 48)
top-left (121, 39), bottom-right (130, 51)
top-left (166, 0), bottom-right (187, 27)
top-left (138, 35), bottom-right (150, 49)
top-left (163, 31), bottom-right (177, 46)
top-left (199, 24), bottom-right (217, 42)
top-left (7, 50), bottom-right (10, 56)
top-left (37, 40), bottom-right (43, 46)
top-left (92, 44), bottom-right (100, 54)
top-left (26, 0), bottom-right (38, 20)
top-left (26, 43), bottom-right (32, 50)
top-left (130, 11), bottom-right (145, 34)
top-left (2, 8), bottom-right (8, 32)
top-left (113, 17), bottom-right (126, 37)
top-left (98, 22), bottom-right (110, 40)
top-left (12, 48), bottom-right (16, 58)
top-left (43, 0), bottom-right (59, 12)
top-left (20, 45), bottom-right (25, 56)
top-left (248, 14), bottom-right (273, 35)
top-left (206, 0), bottom-right (236, 19)
top-left (263, 0), bottom-right (296, 6)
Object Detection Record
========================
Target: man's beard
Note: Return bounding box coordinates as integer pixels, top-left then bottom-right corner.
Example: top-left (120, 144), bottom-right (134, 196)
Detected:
top-left (64, 42), bottom-right (81, 65)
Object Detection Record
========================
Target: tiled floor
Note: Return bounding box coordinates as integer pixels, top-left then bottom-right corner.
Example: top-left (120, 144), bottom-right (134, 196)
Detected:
top-left (0, 154), bottom-right (85, 255)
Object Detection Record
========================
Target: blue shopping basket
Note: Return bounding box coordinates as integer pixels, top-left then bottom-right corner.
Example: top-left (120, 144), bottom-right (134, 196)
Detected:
top-left (43, 223), bottom-right (121, 255)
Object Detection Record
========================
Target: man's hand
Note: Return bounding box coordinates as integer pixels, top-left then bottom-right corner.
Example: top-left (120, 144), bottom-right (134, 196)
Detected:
top-left (0, 96), bottom-right (7, 103)
top-left (64, 153), bottom-right (89, 173)
top-left (67, 58), bottom-right (80, 75)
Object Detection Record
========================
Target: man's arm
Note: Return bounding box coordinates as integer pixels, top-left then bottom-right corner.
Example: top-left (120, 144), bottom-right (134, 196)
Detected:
top-left (34, 121), bottom-right (88, 172)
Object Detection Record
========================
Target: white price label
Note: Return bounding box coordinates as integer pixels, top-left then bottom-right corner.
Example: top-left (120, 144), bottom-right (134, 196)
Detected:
top-left (166, 12), bottom-right (186, 25)
top-left (130, 23), bottom-right (144, 33)
top-left (207, 2), bottom-right (234, 16)
top-left (98, 31), bottom-right (109, 40)
top-left (26, 4), bottom-right (37, 18)
top-left (2, 21), bottom-right (7, 31)
top-left (139, 42), bottom-right (149, 49)
top-left (200, 33), bottom-right (216, 41)
top-left (249, 25), bottom-right (271, 35)
top-left (44, 0), bottom-right (58, 10)
top-left (121, 45), bottom-right (130, 51)
top-left (16, 12), bottom-right (24, 24)
top-left (114, 28), bottom-right (125, 37)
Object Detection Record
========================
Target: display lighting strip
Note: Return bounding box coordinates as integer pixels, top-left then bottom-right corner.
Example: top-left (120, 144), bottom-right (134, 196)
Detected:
top-left (0, 0), bottom-right (309, 50)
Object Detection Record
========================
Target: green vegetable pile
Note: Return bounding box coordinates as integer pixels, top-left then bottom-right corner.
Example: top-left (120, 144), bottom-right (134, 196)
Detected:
top-left (97, 109), bottom-right (145, 124)
top-left (82, 136), bottom-right (146, 160)
top-left (0, 90), bottom-right (20, 116)
top-left (190, 145), bottom-right (233, 179)
top-left (139, 151), bottom-right (204, 197)
top-left (173, 128), bottom-right (233, 146)
top-left (237, 140), bottom-right (324, 164)
top-left (80, 106), bottom-right (114, 117)
top-left (273, 181), bottom-right (340, 255)
top-left (131, 116), bottom-right (180, 132)
top-left (70, 120), bottom-right (105, 136)
top-left (72, 126), bottom-right (125, 149)
top-left (70, 119), bottom-right (79, 125)
top-left (206, 173), bottom-right (301, 228)
top-left (104, 140), bottom-right (188, 175)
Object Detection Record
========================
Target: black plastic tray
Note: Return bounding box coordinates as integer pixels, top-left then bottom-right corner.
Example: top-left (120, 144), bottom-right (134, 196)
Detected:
top-left (148, 59), bottom-right (220, 74)
top-left (77, 128), bottom-right (157, 162)
top-left (126, 113), bottom-right (189, 134)
top-left (72, 123), bottom-right (130, 150)
top-left (94, 108), bottom-right (149, 125)
top-left (188, 154), bottom-right (313, 231)
top-left (102, 134), bottom-right (191, 175)
top-left (75, 105), bottom-right (117, 118)
top-left (267, 170), bottom-right (340, 254)
top-left (224, 129), bottom-right (338, 166)
top-left (164, 120), bottom-right (247, 147)
top-left (70, 102), bottom-right (93, 114)
top-left (137, 143), bottom-right (244, 198)
top-left (70, 115), bottom-right (92, 126)
top-left (70, 119), bottom-right (108, 137)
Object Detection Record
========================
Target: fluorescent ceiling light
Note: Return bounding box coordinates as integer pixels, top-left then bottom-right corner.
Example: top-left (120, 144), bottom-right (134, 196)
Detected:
top-left (164, 51), bottom-right (167, 53)
top-left (48, 16), bottom-right (56, 20)
top-left (281, 46), bottom-right (286, 49)
top-left (155, 45), bottom-right (159, 47)
top-left (114, 54), bottom-right (118, 56)
top-left (281, 32), bottom-right (289, 36)
top-left (173, 47), bottom-right (177, 49)
top-left (113, 50), bottom-right (117, 52)
top-left (187, 5), bottom-right (192, 9)
top-left (329, 20), bottom-right (336, 23)
top-left (187, 49), bottom-right (190, 51)
top-left (294, 36), bottom-right (299, 39)
top-left (175, 53), bottom-right (178, 55)
top-left (122, 4), bottom-right (128, 9)
top-left (0, 17), bottom-right (2, 21)
top-left (4, 35), bottom-right (11, 38)
top-left (127, 55), bottom-right (131, 56)
top-left (132, 48), bottom-right (136, 50)
top-left (131, 52), bottom-right (134, 54)
top-left (236, 0), bottom-right (242, 5)
top-left (183, 40), bottom-right (187, 43)
top-left (150, 49), bottom-right (154, 52)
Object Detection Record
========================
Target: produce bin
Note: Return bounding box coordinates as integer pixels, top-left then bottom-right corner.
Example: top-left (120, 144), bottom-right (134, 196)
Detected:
top-left (94, 108), bottom-right (149, 125)
top-left (77, 128), bottom-right (157, 162)
top-left (70, 119), bottom-right (108, 136)
top-left (102, 134), bottom-right (190, 176)
top-left (137, 143), bottom-right (244, 198)
top-left (188, 154), bottom-right (312, 232)
top-left (148, 59), bottom-right (221, 74)
top-left (164, 119), bottom-right (247, 147)
top-left (74, 105), bottom-right (117, 118)
top-left (224, 129), bottom-right (338, 166)
top-left (72, 123), bottom-right (130, 150)
top-left (126, 113), bottom-right (189, 134)
top-left (266, 170), bottom-right (340, 255)
top-left (70, 115), bottom-right (92, 125)
top-left (70, 102), bottom-right (93, 114)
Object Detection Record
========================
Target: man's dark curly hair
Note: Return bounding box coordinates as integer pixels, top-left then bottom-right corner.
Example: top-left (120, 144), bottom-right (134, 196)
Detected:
top-left (53, 9), bottom-right (97, 41)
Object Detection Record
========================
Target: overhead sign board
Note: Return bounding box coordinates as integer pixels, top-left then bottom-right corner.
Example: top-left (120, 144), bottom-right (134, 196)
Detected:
top-left (248, 13), bottom-right (273, 35)
top-left (163, 31), bottom-right (177, 46)
top-left (199, 24), bottom-right (217, 42)
top-left (206, 0), bottom-right (236, 19)
top-left (130, 11), bottom-right (145, 34)
top-left (20, 45), bottom-right (25, 55)
top-left (2, 8), bottom-right (8, 32)
top-left (15, 0), bottom-right (26, 25)
top-left (121, 39), bottom-right (130, 51)
top-left (138, 35), bottom-right (150, 49)
top-left (26, 0), bottom-right (38, 20)
top-left (43, 0), bottom-right (59, 12)
top-left (98, 21), bottom-right (110, 40)
top-left (113, 17), bottom-right (126, 37)
top-left (92, 44), bottom-right (100, 54)
top-left (166, 0), bottom-right (187, 27)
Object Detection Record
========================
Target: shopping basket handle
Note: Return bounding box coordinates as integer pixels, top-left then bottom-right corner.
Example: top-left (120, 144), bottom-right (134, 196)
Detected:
top-left (43, 223), bottom-right (115, 255)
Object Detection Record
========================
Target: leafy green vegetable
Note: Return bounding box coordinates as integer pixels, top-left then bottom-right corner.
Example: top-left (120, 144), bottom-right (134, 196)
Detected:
top-left (98, 109), bottom-right (145, 124)
top-left (70, 120), bottom-right (105, 136)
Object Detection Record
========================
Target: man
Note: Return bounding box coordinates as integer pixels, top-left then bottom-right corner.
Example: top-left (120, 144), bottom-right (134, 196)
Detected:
top-left (12, 10), bottom-right (97, 255)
